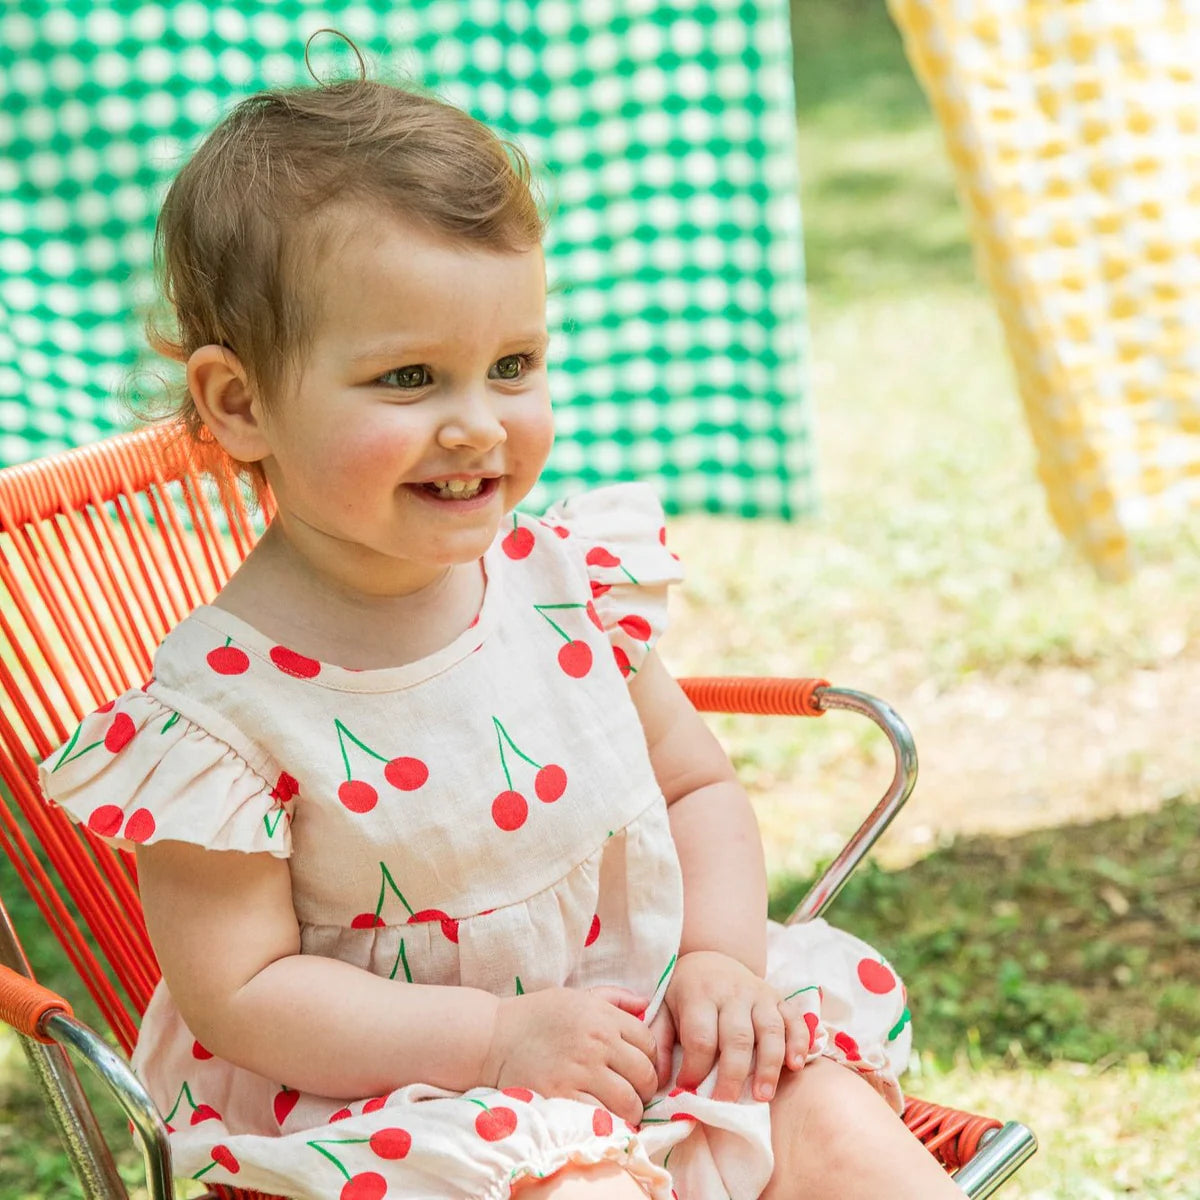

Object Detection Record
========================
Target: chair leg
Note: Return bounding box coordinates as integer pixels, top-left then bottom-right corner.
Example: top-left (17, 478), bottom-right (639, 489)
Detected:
top-left (951, 1122), bottom-right (1039, 1198)
top-left (0, 906), bottom-right (129, 1199)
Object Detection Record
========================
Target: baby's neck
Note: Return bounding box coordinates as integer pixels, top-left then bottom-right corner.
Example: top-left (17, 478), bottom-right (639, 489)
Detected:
top-left (212, 529), bottom-right (485, 671)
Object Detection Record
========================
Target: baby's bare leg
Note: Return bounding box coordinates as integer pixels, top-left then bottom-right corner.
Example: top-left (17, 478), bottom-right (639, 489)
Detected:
top-left (763, 1057), bottom-right (964, 1200)
top-left (512, 1162), bottom-right (651, 1200)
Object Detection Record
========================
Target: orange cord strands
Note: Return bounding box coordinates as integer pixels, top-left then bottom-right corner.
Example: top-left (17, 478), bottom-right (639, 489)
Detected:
top-left (0, 965), bottom-right (74, 1043)
top-left (0, 429), bottom-right (261, 1056)
top-left (679, 675), bottom-right (830, 718)
top-left (902, 1097), bottom-right (1003, 1172)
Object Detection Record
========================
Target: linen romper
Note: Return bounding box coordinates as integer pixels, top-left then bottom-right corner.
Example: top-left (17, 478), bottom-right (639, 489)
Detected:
top-left (41, 484), bottom-right (912, 1200)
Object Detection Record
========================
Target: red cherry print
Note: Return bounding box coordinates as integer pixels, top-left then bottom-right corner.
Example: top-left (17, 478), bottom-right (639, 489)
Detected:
top-left (273, 1087), bottom-right (299, 1126)
top-left (339, 780), bottom-right (379, 813)
top-left (329, 1106), bottom-right (352, 1122)
top-left (104, 713), bottom-right (135, 753)
top-left (585, 914), bottom-right (601, 947)
top-left (802, 1010), bottom-right (820, 1053)
top-left (351, 913), bottom-right (386, 929)
top-left (86, 805), bottom-right (123, 837)
top-left (589, 580), bottom-right (611, 599)
top-left (210, 1144), bottom-right (240, 1174)
top-left (670, 1112), bottom-right (698, 1123)
top-left (557, 640), bottom-right (593, 677)
top-left (95, 699), bottom-right (115, 713)
top-left (363, 1094), bottom-right (389, 1113)
top-left (502, 1087), bottom-right (534, 1102)
top-left (384, 756), bottom-right (429, 791)
top-left (408, 909), bottom-right (460, 943)
top-left (658, 526), bottom-right (667, 545)
top-left (475, 1106), bottom-right (518, 1141)
top-left (585, 546), bottom-right (621, 568)
top-left (612, 646), bottom-right (633, 677)
top-left (502, 527), bottom-right (535, 559)
top-left (206, 645), bottom-right (249, 675)
top-left (617, 614), bottom-right (652, 642)
top-left (834, 1031), bottom-right (861, 1061)
top-left (271, 772), bottom-right (299, 803)
top-left (856, 958), bottom-right (897, 995)
top-left (535, 764), bottom-right (567, 803)
top-left (552, 525), bottom-right (570, 538)
top-left (369, 1127), bottom-right (412, 1159)
top-left (668, 1085), bottom-right (696, 1096)
top-left (491, 790), bottom-right (528, 831)
top-left (269, 645), bottom-right (321, 679)
top-left (190, 1104), bottom-right (220, 1125)
top-left (191, 1039), bottom-right (213, 1060)
top-left (341, 1172), bottom-right (388, 1200)
top-left (592, 1108), bottom-right (613, 1136)
top-left (585, 601), bottom-right (604, 631)
top-left (123, 808), bottom-right (156, 843)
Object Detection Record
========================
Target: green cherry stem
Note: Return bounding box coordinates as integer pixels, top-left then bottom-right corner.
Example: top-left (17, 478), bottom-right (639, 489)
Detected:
top-left (620, 565), bottom-right (639, 584)
top-left (654, 954), bottom-right (678, 995)
top-left (493, 719), bottom-right (514, 788)
top-left (377, 862), bottom-right (414, 918)
top-left (532, 606), bottom-right (573, 643)
top-left (390, 938), bottom-right (412, 982)
top-left (53, 738), bottom-right (106, 771)
top-left (164, 1081), bottom-right (198, 1125)
top-left (192, 1161), bottom-right (218, 1180)
top-left (492, 717), bottom-right (540, 770)
top-left (50, 722), bottom-right (84, 772)
top-left (307, 1141), bottom-right (352, 1181)
top-left (783, 984), bottom-right (820, 1002)
top-left (334, 719), bottom-right (389, 778)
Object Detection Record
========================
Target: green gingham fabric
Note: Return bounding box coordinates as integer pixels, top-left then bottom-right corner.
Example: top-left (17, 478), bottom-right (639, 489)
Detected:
top-left (0, 1), bottom-right (812, 517)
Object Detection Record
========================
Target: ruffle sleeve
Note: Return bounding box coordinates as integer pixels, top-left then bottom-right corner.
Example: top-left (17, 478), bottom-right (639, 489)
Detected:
top-left (544, 483), bottom-right (684, 678)
top-left (38, 689), bottom-right (294, 857)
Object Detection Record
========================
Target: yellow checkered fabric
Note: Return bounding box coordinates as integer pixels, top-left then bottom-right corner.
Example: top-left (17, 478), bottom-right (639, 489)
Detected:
top-left (888, 0), bottom-right (1200, 577)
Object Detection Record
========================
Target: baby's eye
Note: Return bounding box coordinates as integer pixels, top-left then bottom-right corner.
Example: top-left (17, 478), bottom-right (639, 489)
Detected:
top-left (377, 364), bottom-right (431, 389)
top-left (490, 354), bottom-right (529, 381)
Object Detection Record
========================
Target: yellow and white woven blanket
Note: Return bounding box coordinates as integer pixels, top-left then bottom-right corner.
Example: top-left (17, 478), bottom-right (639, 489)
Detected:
top-left (890, 0), bottom-right (1200, 576)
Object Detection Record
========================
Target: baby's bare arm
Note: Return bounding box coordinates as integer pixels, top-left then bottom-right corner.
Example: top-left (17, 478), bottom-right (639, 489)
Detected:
top-left (136, 840), bottom-right (499, 1099)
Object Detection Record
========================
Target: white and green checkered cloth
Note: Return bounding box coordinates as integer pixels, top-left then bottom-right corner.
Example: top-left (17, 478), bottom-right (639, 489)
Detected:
top-left (0, 1), bottom-right (812, 517)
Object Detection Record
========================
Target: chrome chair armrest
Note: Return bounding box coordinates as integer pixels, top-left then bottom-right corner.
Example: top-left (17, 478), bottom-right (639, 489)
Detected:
top-left (787, 686), bottom-right (919, 924)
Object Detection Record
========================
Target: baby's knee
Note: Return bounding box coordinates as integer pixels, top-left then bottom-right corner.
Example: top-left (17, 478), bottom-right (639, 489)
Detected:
top-left (511, 1161), bottom-right (650, 1200)
top-left (770, 1057), bottom-right (899, 1165)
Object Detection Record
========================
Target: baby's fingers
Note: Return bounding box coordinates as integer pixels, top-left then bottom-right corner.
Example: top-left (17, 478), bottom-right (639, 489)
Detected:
top-left (711, 1003), bottom-right (757, 1102)
top-left (781, 997), bottom-right (818, 1069)
top-left (675, 1001), bottom-right (719, 1090)
top-left (750, 1002), bottom-right (786, 1101)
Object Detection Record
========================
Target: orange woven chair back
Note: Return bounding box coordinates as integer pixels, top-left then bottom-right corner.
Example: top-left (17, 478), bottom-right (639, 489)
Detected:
top-left (0, 428), bottom-right (267, 1055)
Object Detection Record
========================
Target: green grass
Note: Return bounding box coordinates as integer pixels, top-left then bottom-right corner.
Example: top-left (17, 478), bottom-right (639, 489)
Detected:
top-left (3, 2), bottom-right (1199, 1196)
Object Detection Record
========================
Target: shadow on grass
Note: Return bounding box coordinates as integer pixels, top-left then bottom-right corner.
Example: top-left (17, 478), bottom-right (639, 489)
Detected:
top-left (770, 797), bottom-right (1200, 1068)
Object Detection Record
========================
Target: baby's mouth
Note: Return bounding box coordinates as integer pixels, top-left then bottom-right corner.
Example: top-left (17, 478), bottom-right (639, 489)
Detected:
top-left (419, 478), bottom-right (492, 500)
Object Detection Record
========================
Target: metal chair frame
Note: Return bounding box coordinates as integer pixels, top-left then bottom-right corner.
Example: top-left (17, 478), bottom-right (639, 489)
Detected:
top-left (0, 429), bottom-right (1036, 1199)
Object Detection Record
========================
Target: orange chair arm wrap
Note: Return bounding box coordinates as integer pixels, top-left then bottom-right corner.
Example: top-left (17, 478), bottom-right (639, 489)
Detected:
top-left (903, 1095), bottom-right (1003, 1171)
top-left (0, 964), bottom-right (74, 1043)
top-left (679, 676), bottom-right (830, 717)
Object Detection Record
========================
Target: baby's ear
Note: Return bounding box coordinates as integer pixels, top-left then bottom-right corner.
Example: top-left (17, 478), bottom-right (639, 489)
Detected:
top-left (187, 345), bottom-right (270, 464)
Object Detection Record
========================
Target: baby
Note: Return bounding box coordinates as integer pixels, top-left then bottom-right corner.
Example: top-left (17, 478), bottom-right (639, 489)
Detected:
top-left (41, 69), bottom-right (962, 1200)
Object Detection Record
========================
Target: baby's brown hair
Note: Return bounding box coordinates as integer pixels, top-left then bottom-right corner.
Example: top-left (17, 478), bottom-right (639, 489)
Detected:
top-left (145, 73), bottom-right (545, 477)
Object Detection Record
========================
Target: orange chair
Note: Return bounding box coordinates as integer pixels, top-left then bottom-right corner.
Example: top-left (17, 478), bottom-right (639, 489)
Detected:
top-left (0, 429), bottom-right (1037, 1199)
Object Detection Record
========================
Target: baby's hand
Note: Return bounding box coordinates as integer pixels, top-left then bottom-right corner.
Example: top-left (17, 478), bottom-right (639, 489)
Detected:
top-left (665, 950), bottom-right (796, 1103)
top-left (482, 986), bottom-right (658, 1126)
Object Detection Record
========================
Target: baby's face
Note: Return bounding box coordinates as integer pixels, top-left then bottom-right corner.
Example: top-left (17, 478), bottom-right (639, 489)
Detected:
top-left (256, 208), bottom-right (553, 597)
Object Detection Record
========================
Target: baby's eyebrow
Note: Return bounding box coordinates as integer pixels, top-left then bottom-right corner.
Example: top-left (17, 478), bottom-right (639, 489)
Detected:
top-left (349, 331), bottom-right (550, 365)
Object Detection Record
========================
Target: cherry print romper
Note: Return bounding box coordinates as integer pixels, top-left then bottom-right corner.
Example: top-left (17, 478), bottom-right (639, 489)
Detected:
top-left (41, 485), bottom-right (912, 1200)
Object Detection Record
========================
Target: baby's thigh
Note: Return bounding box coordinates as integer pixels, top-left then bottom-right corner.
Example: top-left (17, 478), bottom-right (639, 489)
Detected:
top-left (513, 1162), bottom-right (651, 1200)
top-left (763, 1059), bottom-right (962, 1200)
